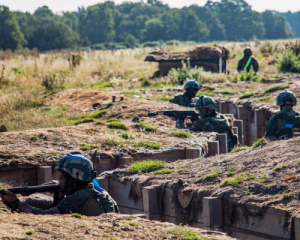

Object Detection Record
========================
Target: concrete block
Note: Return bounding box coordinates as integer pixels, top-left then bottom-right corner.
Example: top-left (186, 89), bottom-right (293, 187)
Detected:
top-left (112, 96), bottom-right (116, 102)
top-left (207, 141), bottom-right (219, 156)
top-left (294, 215), bottom-right (300, 240)
top-left (237, 105), bottom-right (247, 120)
top-left (228, 103), bottom-right (237, 118)
top-left (219, 101), bottom-right (229, 114)
top-left (142, 186), bottom-right (160, 220)
top-left (120, 96), bottom-right (124, 101)
top-left (186, 148), bottom-right (201, 159)
top-left (232, 126), bottom-right (238, 136)
top-left (118, 157), bottom-right (133, 168)
top-left (37, 166), bottom-right (52, 185)
top-left (216, 134), bottom-right (227, 154)
top-left (233, 120), bottom-right (244, 145)
top-left (96, 177), bottom-right (108, 192)
top-left (255, 109), bottom-right (265, 126)
top-left (203, 197), bottom-right (223, 229)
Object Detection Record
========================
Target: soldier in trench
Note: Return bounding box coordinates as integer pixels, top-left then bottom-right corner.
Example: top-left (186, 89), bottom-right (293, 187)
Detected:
top-left (170, 80), bottom-right (201, 107)
top-left (237, 47), bottom-right (259, 73)
top-left (1, 152), bottom-right (119, 215)
top-left (190, 95), bottom-right (238, 152)
top-left (265, 90), bottom-right (300, 141)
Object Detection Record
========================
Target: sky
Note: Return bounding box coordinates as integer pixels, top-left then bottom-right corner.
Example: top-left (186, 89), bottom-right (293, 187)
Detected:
top-left (0, 0), bottom-right (299, 13)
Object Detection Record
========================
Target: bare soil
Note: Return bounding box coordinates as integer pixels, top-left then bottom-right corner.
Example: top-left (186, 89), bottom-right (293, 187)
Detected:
top-left (0, 212), bottom-right (234, 240)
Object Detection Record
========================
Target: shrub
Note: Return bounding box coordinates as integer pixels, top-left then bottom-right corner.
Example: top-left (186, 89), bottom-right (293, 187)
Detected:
top-left (41, 71), bottom-right (67, 91)
top-left (108, 122), bottom-right (128, 130)
top-left (233, 68), bottom-right (261, 82)
top-left (172, 131), bottom-right (192, 138)
top-left (134, 122), bottom-right (157, 132)
top-left (278, 50), bottom-right (300, 73)
top-left (129, 160), bottom-right (166, 173)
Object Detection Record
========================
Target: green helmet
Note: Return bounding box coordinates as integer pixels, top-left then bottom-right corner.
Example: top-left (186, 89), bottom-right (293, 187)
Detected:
top-left (244, 47), bottom-right (252, 57)
top-left (184, 80), bottom-right (200, 90)
top-left (195, 95), bottom-right (217, 111)
top-left (56, 152), bottom-right (96, 182)
top-left (276, 89), bottom-right (297, 106)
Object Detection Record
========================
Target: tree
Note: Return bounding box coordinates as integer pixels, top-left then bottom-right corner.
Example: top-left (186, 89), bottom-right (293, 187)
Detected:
top-left (0, 6), bottom-right (26, 50)
top-left (142, 18), bottom-right (165, 41)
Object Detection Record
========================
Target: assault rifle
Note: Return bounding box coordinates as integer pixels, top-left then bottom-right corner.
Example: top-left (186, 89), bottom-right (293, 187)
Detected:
top-left (0, 184), bottom-right (60, 206)
top-left (144, 110), bottom-right (199, 129)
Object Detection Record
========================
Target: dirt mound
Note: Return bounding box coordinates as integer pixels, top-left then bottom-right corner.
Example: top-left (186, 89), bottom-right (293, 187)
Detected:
top-left (0, 213), bottom-right (234, 239)
top-left (45, 89), bottom-right (117, 112)
top-left (145, 45), bottom-right (229, 62)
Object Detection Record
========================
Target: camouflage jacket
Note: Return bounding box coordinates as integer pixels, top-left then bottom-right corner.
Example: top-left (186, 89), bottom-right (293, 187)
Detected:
top-left (170, 93), bottom-right (195, 108)
top-left (237, 56), bottom-right (259, 72)
top-left (30, 183), bottom-right (119, 215)
top-left (190, 112), bottom-right (238, 152)
top-left (265, 108), bottom-right (300, 141)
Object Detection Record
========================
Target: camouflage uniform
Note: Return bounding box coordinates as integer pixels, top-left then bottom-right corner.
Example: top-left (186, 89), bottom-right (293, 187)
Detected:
top-left (265, 90), bottom-right (299, 141)
top-left (191, 95), bottom-right (238, 152)
top-left (237, 48), bottom-right (259, 73)
top-left (170, 80), bottom-right (200, 108)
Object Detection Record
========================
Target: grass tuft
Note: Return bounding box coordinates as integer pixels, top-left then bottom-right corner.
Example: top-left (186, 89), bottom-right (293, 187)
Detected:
top-left (177, 168), bottom-right (188, 173)
top-left (26, 230), bottom-right (34, 235)
top-left (227, 165), bottom-right (236, 176)
top-left (230, 146), bottom-right (251, 153)
top-left (163, 227), bottom-right (209, 240)
top-left (252, 138), bottom-right (267, 148)
top-left (89, 110), bottom-right (107, 118)
top-left (108, 122), bottom-right (128, 130)
top-left (264, 85), bottom-right (290, 94)
top-left (222, 172), bottom-right (255, 186)
top-left (132, 141), bottom-right (161, 149)
top-left (129, 160), bottom-right (166, 174)
top-left (106, 118), bottom-right (121, 123)
top-left (153, 168), bottom-right (173, 175)
top-left (31, 135), bottom-right (38, 141)
top-left (239, 92), bottom-right (255, 99)
top-left (129, 222), bottom-right (138, 226)
top-left (172, 131), bottom-right (192, 138)
top-left (205, 169), bottom-right (219, 179)
top-left (134, 122), bottom-right (157, 132)
top-left (71, 213), bottom-right (82, 218)
top-left (274, 165), bottom-right (287, 171)
top-left (73, 118), bottom-right (95, 125)
top-left (125, 216), bottom-right (133, 220)
top-left (282, 193), bottom-right (290, 199)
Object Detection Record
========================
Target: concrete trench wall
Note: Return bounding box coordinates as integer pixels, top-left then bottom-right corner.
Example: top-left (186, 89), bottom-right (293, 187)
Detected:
top-left (98, 176), bottom-right (300, 240)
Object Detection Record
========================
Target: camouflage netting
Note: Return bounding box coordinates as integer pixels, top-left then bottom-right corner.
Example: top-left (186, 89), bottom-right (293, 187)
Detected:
top-left (144, 45), bottom-right (229, 62)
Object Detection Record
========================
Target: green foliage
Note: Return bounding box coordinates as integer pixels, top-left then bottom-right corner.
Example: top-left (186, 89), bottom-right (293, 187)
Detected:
top-left (172, 131), bottom-right (192, 138)
top-left (222, 172), bottom-right (255, 186)
top-left (168, 60), bottom-right (203, 85)
top-left (132, 141), bottom-right (161, 149)
top-left (41, 72), bottom-right (67, 92)
top-left (26, 230), bottom-right (34, 235)
top-left (177, 169), bottom-right (188, 173)
top-left (134, 122), bottom-right (157, 132)
top-left (106, 119), bottom-right (121, 123)
top-left (153, 168), bottom-right (173, 175)
top-left (232, 68), bottom-right (261, 82)
top-left (259, 97), bottom-right (271, 103)
top-left (264, 85), bottom-right (290, 94)
top-left (71, 213), bottom-right (82, 218)
top-left (274, 165), bottom-right (287, 171)
top-left (121, 132), bottom-right (133, 139)
top-left (260, 174), bottom-right (266, 183)
top-left (158, 96), bottom-right (173, 101)
top-left (125, 216), bottom-right (133, 220)
top-left (89, 110), bottom-right (107, 119)
top-left (227, 165), bottom-right (235, 176)
top-left (230, 146), bottom-right (251, 153)
top-left (205, 169), bottom-right (219, 179)
top-left (79, 143), bottom-right (90, 151)
top-left (282, 193), bottom-right (290, 199)
top-left (108, 122), bottom-right (128, 130)
top-left (73, 118), bottom-right (95, 125)
top-left (129, 222), bottom-right (138, 226)
top-left (92, 145), bottom-right (100, 149)
top-left (40, 90), bottom-right (60, 99)
top-left (278, 50), bottom-right (300, 73)
top-left (129, 160), bottom-right (166, 174)
top-left (163, 227), bottom-right (209, 240)
top-left (31, 135), bottom-right (38, 141)
top-left (252, 138), bottom-right (267, 148)
top-left (239, 92), bottom-right (255, 99)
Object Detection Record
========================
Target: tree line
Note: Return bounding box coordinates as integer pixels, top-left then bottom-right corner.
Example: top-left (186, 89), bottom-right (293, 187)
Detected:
top-left (0, 0), bottom-right (298, 52)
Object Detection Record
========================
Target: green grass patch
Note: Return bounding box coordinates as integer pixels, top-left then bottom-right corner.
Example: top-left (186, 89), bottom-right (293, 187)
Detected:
top-left (283, 193), bottom-right (290, 199)
top-left (230, 146), bottom-right (251, 153)
top-left (89, 110), bottom-right (107, 118)
top-left (274, 165), bottom-right (287, 171)
top-left (177, 168), bottom-right (188, 173)
top-left (106, 118), bottom-right (121, 123)
top-left (260, 174), bottom-right (266, 183)
top-left (129, 160), bottom-right (166, 174)
top-left (129, 222), bottom-right (138, 226)
top-left (91, 145), bottom-right (100, 149)
top-left (121, 91), bottom-right (136, 97)
top-left (121, 132), bottom-right (133, 139)
top-left (264, 85), bottom-right (290, 94)
top-left (227, 165), bottom-right (236, 176)
top-left (163, 227), bottom-right (209, 240)
top-left (176, 160), bottom-right (183, 163)
top-left (95, 120), bottom-right (105, 125)
top-left (196, 89), bottom-right (215, 97)
top-left (134, 122), bottom-right (157, 132)
top-left (31, 136), bottom-right (38, 141)
top-left (124, 216), bottom-right (133, 220)
top-left (80, 146), bottom-right (90, 151)
top-left (40, 90), bottom-right (60, 99)
top-left (259, 97), bottom-right (271, 103)
top-left (26, 230), bottom-right (34, 235)
top-left (205, 169), bottom-right (219, 179)
top-left (0, 140), bottom-right (6, 144)
top-left (239, 92), bottom-right (255, 99)
top-left (108, 122), bottom-right (128, 130)
top-left (105, 138), bottom-right (125, 147)
top-left (132, 141), bottom-right (161, 149)
top-left (73, 118), bottom-right (95, 125)
top-left (158, 96), bottom-right (173, 101)
top-left (71, 213), bottom-right (82, 218)
top-left (153, 168), bottom-right (173, 175)
top-left (222, 172), bottom-right (255, 186)
top-left (252, 138), bottom-right (267, 148)
top-left (172, 131), bottom-right (192, 138)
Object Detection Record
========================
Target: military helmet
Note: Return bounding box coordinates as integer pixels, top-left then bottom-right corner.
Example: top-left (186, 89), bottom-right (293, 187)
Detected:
top-left (56, 152), bottom-right (96, 182)
top-left (276, 89), bottom-right (297, 106)
top-left (195, 95), bottom-right (218, 111)
top-left (184, 80), bottom-right (200, 90)
top-left (244, 47), bottom-right (252, 57)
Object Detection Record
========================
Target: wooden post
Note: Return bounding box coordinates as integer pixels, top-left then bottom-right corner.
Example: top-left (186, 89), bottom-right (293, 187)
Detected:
top-left (233, 120), bottom-right (244, 145)
top-left (207, 141), bottom-right (219, 157)
top-left (219, 101), bottom-right (229, 114)
top-left (232, 126), bottom-right (238, 136)
top-left (255, 109), bottom-right (265, 139)
top-left (203, 197), bottom-right (223, 229)
top-left (186, 148), bottom-right (201, 159)
top-left (118, 156), bottom-right (133, 168)
top-left (96, 177), bottom-right (109, 192)
top-left (37, 166), bottom-right (52, 185)
top-left (294, 215), bottom-right (300, 240)
top-left (112, 96), bottom-right (116, 102)
top-left (216, 134), bottom-right (227, 154)
top-left (0, 125), bottom-right (7, 132)
top-left (142, 186), bottom-right (160, 220)
top-left (237, 105), bottom-right (249, 146)
top-left (120, 96), bottom-right (124, 101)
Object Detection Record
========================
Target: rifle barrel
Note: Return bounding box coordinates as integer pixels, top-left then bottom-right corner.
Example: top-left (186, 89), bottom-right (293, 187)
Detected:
top-left (0, 184), bottom-right (59, 195)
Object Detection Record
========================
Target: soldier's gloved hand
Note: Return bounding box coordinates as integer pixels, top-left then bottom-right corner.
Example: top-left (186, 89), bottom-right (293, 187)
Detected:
top-left (1, 190), bottom-right (20, 210)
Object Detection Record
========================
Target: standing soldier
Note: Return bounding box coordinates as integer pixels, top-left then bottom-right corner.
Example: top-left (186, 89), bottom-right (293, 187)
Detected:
top-left (265, 90), bottom-right (300, 141)
top-left (190, 95), bottom-right (238, 152)
top-left (237, 47), bottom-right (259, 73)
top-left (170, 80), bottom-right (200, 107)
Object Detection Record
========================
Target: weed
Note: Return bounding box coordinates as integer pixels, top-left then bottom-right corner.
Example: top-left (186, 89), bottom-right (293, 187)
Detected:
top-left (0, 140), bottom-right (5, 144)
top-left (252, 138), bottom-right (267, 148)
top-left (31, 136), bottom-right (38, 141)
top-left (71, 213), bottom-right (82, 218)
top-left (26, 230), bottom-right (34, 235)
top-left (129, 160), bottom-right (166, 174)
top-left (125, 216), bottom-right (133, 220)
top-left (239, 92), bottom-right (255, 99)
top-left (108, 122), bottom-right (128, 130)
top-left (106, 119), bottom-right (121, 123)
top-left (282, 193), bottom-right (290, 199)
top-left (259, 97), bottom-right (271, 103)
top-left (41, 71), bottom-right (67, 91)
top-left (172, 131), bottom-right (192, 138)
top-left (163, 227), bottom-right (208, 240)
top-left (89, 110), bottom-right (107, 118)
top-left (260, 174), bottom-right (266, 183)
top-left (222, 172), bottom-right (255, 186)
top-left (158, 96), bottom-right (173, 101)
top-left (132, 141), bottom-right (161, 149)
top-left (129, 222), bottom-right (138, 226)
top-left (197, 174), bottom-right (202, 178)
top-left (205, 169), bottom-right (219, 179)
top-left (91, 145), bottom-right (100, 149)
top-left (73, 118), bottom-right (95, 125)
top-left (121, 132), bottom-right (133, 139)
top-left (264, 85), bottom-right (290, 94)
top-left (153, 168), bottom-right (173, 175)
top-left (53, 137), bottom-right (61, 142)
top-left (230, 146), bottom-right (251, 153)
top-left (227, 165), bottom-right (235, 176)
top-left (134, 122), bottom-right (157, 132)
top-left (274, 165), bottom-right (287, 171)
top-left (176, 160), bottom-right (183, 163)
